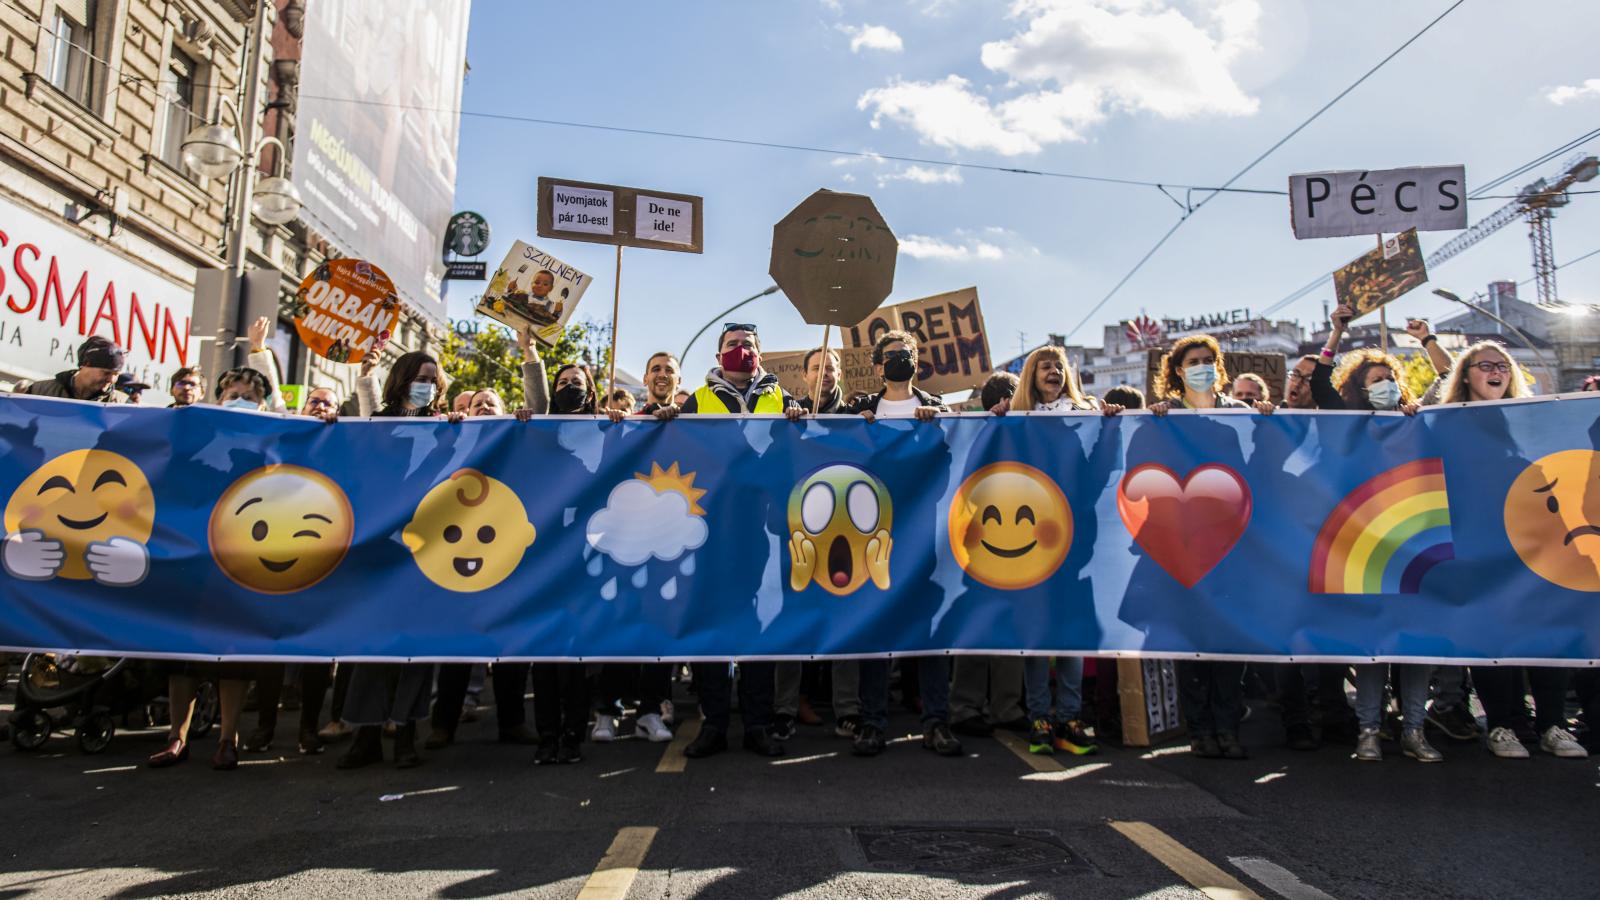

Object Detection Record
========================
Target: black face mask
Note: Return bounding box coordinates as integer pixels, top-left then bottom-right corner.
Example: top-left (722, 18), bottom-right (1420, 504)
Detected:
top-left (882, 350), bottom-right (915, 383)
top-left (553, 383), bottom-right (587, 413)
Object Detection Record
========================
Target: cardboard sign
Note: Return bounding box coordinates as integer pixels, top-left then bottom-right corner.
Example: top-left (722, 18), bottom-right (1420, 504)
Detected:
top-left (537, 177), bottom-right (704, 253)
top-left (762, 347), bottom-right (880, 403)
top-left (478, 241), bottom-right (593, 345)
top-left (279, 384), bottom-right (304, 411)
top-left (770, 189), bottom-right (898, 327)
top-left (1290, 165), bottom-right (1466, 239)
top-left (1333, 228), bottom-right (1428, 318)
top-left (290, 259), bottom-right (401, 364)
top-left (842, 287), bottom-right (990, 396)
top-left (1144, 349), bottom-right (1287, 402)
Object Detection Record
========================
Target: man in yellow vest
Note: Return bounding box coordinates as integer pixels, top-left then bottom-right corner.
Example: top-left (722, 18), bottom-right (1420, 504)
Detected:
top-left (675, 323), bottom-right (804, 417)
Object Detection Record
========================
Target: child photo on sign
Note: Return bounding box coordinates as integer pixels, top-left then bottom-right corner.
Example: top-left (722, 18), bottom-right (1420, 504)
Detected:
top-left (478, 240), bottom-right (591, 344)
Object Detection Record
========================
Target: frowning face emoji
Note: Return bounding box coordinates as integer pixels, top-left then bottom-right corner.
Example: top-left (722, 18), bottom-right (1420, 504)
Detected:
top-left (949, 462), bottom-right (1072, 590)
top-left (403, 469), bottom-right (536, 592)
top-left (1505, 450), bottom-right (1600, 591)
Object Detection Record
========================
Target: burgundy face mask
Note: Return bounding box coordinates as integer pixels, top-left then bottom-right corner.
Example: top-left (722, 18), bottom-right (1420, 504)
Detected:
top-left (720, 346), bottom-right (756, 373)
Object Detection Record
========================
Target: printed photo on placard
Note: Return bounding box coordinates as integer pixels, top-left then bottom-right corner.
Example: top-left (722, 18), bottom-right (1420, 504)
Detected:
top-left (478, 240), bottom-right (592, 344)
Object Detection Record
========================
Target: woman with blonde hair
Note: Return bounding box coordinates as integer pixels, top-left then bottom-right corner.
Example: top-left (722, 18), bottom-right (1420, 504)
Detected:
top-left (1012, 345), bottom-right (1099, 413)
top-left (1436, 340), bottom-right (1530, 405)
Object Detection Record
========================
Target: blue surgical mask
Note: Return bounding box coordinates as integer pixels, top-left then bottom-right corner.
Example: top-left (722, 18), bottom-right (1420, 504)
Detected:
top-left (222, 398), bottom-right (259, 411)
top-left (1366, 379), bottom-right (1401, 410)
top-left (408, 381), bottom-right (437, 408)
top-left (1183, 363), bottom-right (1217, 393)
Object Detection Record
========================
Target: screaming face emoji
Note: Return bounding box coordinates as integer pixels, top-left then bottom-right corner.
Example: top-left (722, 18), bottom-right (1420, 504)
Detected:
top-left (949, 462), bottom-right (1072, 590)
top-left (404, 469), bottom-right (535, 592)
top-left (787, 464), bottom-right (893, 595)
top-left (1505, 450), bottom-right (1600, 591)
top-left (3, 449), bottom-right (155, 585)
top-left (210, 466), bottom-right (354, 594)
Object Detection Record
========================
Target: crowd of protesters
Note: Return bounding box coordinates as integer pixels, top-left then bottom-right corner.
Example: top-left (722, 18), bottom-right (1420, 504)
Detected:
top-left (5, 305), bottom-right (1600, 771)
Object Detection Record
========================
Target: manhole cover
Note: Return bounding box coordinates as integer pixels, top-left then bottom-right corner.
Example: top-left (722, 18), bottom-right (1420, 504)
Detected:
top-left (852, 826), bottom-right (1094, 878)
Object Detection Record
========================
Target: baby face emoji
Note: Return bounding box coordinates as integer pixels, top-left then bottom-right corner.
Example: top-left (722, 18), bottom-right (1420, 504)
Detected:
top-left (787, 464), bottom-right (893, 596)
top-left (404, 469), bottom-right (535, 592)
top-left (3, 449), bottom-right (154, 584)
top-left (949, 462), bottom-right (1072, 591)
top-left (210, 466), bottom-right (354, 594)
top-left (1505, 449), bottom-right (1600, 591)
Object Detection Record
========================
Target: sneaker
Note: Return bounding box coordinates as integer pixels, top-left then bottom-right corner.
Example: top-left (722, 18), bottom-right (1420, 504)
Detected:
top-left (317, 720), bottom-right (352, 742)
top-left (742, 729), bottom-right (785, 757)
top-left (684, 727), bottom-right (728, 759)
top-left (241, 726), bottom-right (274, 753)
top-left (950, 715), bottom-right (994, 737)
top-left (591, 714), bottom-right (617, 743)
top-left (1027, 719), bottom-right (1055, 755)
top-left (1285, 722), bottom-right (1319, 752)
top-left (923, 722), bottom-right (964, 757)
top-left (636, 713), bottom-right (673, 743)
top-left (834, 714), bottom-right (861, 739)
top-left (1539, 726), bottom-right (1589, 759)
top-left (1401, 728), bottom-right (1443, 762)
top-left (557, 731), bottom-right (583, 764)
top-left (1053, 719), bottom-right (1098, 756)
top-left (533, 738), bottom-right (559, 766)
top-left (1425, 702), bottom-right (1480, 741)
top-left (1216, 731), bottom-right (1248, 760)
top-left (1355, 726), bottom-right (1383, 762)
top-left (852, 723), bottom-right (886, 757)
top-left (1486, 726), bottom-right (1529, 759)
top-left (660, 700), bottom-right (676, 726)
top-left (770, 713), bottom-right (796, 742)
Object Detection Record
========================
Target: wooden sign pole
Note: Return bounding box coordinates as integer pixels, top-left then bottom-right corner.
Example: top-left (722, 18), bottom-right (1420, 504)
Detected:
top-left (607, 244), bottom-right (623, 401)
top-left (810, 324), bottom-right (832, 412)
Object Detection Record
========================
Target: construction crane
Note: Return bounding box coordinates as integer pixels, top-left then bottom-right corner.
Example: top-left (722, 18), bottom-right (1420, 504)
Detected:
top-left (1426, 154), bottom-right (1600, 303)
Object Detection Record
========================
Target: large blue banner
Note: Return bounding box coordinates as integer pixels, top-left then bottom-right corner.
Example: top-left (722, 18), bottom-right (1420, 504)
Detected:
top-left (2, 393), bottom-right (1598, 663)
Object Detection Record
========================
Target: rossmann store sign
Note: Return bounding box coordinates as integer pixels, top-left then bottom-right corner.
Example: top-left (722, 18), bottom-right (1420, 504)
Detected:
top-left (0, 195), bottom-right (194, 390)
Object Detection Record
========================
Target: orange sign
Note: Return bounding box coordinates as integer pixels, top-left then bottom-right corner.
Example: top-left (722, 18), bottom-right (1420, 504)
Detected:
top-left (291, 259), bottom-right (402, 364)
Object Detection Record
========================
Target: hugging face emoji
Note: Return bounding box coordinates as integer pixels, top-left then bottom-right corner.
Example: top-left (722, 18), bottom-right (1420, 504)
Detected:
top-left (3, 449), bottom-right (155, 586)
top-left (404, 469), bottom-right (535, 592)
top-left (787, 464), bottom-right (893, 595)
top-left (210, 466), bottom-right (354, 594)
top-left (949, 462), bottom-right (1072, 591)
top-left (1505, 449), bottom-right (1600, 591)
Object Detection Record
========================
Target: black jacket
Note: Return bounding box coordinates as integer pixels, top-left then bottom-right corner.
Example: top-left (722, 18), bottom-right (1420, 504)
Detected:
top-left (848, 385), bottom-right (946, 414)
top-left (20, 370), bottom-right (120, 403)
top-left (1310, 362), bottom-right (1347, 410)
top-left (799, 387), bottom-right (846, 414)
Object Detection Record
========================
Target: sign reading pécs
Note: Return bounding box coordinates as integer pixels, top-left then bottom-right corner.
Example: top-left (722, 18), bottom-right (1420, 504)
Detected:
top-left (1289, 165), bottom-right (1466, 239)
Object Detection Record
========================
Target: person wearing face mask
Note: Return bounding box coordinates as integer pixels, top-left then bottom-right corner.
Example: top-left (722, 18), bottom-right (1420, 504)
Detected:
top-left (339, 352), bottom-right (456, 771)
top-left (1437, 343), bottom-right (1587, 761)
top-left (22, 336), bottom-right (127, 403)
top-left (167, 367), bottom-right (205, 408)
top-left (671, 324), bottom-right (804, 420)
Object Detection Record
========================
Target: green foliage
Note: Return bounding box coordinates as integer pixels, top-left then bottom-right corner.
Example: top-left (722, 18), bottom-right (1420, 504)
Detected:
top-left (440, 319), bottom-right (613, 407)
top-left (1398, 351), bottom-right (1440, 401)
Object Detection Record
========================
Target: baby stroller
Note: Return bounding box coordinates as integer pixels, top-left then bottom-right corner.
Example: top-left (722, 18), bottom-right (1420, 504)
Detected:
top-left (9, 654), bottom-right (217, 754)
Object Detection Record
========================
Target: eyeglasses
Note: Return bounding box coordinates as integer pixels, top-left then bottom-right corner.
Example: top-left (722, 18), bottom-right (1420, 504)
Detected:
top-left (1470, 361), bottom-right (1512, 375)
top-left (722, 323), bottom-right (758, 334)
top-left (1287, 371), bottom-right (1311, 383)
top-left (305, 396), bottom-right (335, 408)
top-left (173, 379), bottom-right (199, 389)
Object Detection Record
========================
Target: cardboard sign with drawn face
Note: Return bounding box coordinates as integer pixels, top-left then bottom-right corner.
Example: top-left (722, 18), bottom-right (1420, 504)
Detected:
top-left (770, 190), bottom-right (898, 327)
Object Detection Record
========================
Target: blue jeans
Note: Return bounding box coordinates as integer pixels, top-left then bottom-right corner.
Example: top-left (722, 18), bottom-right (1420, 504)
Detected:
top-left (1355, 664), bottom-right (1431, 731)
top-left (1022, 656), bottom-right (1084, 723)
top-left (917, 656), bottom-right (950, 729)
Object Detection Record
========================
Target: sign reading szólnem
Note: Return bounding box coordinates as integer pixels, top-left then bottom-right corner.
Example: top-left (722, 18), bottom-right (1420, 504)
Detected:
top-left (536, 177), bottom-right (704, 253)
top-left (843, 287), bottom-right (992, 396)
top-left (1289, 165), bottom-right (1467, 239)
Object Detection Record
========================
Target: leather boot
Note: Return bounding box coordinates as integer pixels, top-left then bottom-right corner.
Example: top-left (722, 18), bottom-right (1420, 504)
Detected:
top-left (336, 725), bottom-right (383, 769)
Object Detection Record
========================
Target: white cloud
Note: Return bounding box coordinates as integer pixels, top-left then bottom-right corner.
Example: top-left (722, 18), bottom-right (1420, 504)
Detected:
top-left (586, 480), bottom-right (707, 566)
top-left (820, 0), bottom-right (843, 11)
top-left (900, 233), bottom-right (1007, 262)
top-left (859, 0), bottom-right (1261, 155)
top-left (1547, 79), bottom-right (1600, 105)
top-left (838, 23), bottom-right (904, 53)
top-left (877, 164), bottom-right (964, 186)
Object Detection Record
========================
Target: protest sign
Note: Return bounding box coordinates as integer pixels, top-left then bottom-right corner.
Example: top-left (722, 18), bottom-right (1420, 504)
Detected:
top-left (478, 241), bottom-right (592, 345)
top-left (770, 189), bottom-right (899, 327)
top-left (1145, 349), bottom-right (1287, 402)
top-left (279, 384), bottom-right (304, 411)
top-left (1290, 165), bottom-right (1467, 239)
top-left (843, 287), bottom-right (991, 396)
top-left (536, 177), bottom-right (704, 253)
top-left (290, 259), bottom-right (401, 364)
top-left (763, 347), bottom-right (880, 401)
top-left (1333, 229), bottom-right (1428, 318)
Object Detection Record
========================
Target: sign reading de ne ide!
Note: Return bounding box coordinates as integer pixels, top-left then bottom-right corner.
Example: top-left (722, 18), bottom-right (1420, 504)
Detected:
top-left (1289, 165), bottom-right (1466, 239)
top-left (536, 177), bottom-right (704, 254)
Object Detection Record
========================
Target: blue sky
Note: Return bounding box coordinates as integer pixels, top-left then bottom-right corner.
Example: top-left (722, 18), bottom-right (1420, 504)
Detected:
top-left (446, 0), bottom-right (1600, 374)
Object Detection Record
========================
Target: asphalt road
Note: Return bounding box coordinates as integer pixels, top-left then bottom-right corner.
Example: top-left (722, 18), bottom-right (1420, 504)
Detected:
top-left (2, 672), bottom-right (1597, 899)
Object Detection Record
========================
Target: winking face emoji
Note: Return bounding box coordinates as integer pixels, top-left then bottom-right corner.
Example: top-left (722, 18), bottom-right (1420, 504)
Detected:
top-left (787, 464), bottom-right (893, 595)
top-left (404, 469), bottom-right (535, 592)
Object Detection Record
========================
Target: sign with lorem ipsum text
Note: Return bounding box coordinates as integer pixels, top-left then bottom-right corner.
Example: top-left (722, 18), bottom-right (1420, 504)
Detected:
top-left (537, 177), bottom-right (704, 253)
top-left (1289, 165), bottom-right (1466, 239)
top-left (843, 287), bottom-right (989, 396)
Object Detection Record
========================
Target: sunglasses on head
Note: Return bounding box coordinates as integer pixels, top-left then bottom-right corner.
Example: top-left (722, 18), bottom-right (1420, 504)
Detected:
top-left (722, 323), bottom-right (758, 334)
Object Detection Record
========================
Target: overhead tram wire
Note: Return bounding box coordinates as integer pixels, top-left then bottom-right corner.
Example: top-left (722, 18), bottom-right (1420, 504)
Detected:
top-left (1059, 0), bottom-right (1468, 342)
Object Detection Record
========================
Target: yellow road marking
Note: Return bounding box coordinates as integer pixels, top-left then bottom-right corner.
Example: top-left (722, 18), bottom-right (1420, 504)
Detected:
top-left (1110, 821), bottom-right (1263, 900)
top-left (993, 728), bottom-right (1065, 772)
top-left (576, 826), bottom-right (658, 900)
top-left (655, 718), bottom-right (700, 773)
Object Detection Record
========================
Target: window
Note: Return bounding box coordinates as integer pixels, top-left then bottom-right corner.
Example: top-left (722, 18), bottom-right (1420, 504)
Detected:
top-left (49, 0), bottom-right (98, 107)
top-left (160, 48), bottom-right (198, 170)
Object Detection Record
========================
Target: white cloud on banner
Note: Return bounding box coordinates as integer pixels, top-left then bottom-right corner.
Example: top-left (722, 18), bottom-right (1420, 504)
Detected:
top-left (1547, 79), bottom-right (1600, 105)
top-left (838, 23), bottom-right (905, 53)
top-left (859, 0), bottom-right (1262, 155)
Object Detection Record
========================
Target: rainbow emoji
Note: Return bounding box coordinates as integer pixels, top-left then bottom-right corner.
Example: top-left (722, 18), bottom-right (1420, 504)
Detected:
top-left (1309, 458), bottom-right (1453, 595)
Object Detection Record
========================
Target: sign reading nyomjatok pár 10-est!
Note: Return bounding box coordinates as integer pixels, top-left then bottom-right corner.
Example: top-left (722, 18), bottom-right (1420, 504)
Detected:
top-left (536, 177), bottom-right (704, 253)
top-left (1289, 165), bottom-right (1466, 239)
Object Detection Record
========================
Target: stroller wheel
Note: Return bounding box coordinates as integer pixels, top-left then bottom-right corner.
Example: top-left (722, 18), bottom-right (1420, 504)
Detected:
top-left (11, 708), bottom-right (52, 751)
top-left (188, 681), bottom-right (219, 740)
top-left (77, 711), bottom-right (115, 754)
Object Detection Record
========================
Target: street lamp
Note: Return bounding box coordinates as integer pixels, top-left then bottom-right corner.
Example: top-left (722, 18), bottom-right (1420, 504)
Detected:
top-left (180, 96), bottom-right (303, 225)
top-left (680, 285), bottom-right (781, 364)
top-left (1431, 288), bottom-right (1559, 385)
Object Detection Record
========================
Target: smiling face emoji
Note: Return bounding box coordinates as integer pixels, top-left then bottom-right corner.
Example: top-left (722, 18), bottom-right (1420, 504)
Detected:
top-left (210, 466), bottom-right (353, 594)
top-left (949, 462), bottom-right (1072, 590)
top-left (5, 449), bottom-right (155, 580)
top-left (403, 468), bottom-right (535, 592)
top-left (787, 464), bottom-right (893, 596)
top-left (1505, 450), bottom-right (1600, 591)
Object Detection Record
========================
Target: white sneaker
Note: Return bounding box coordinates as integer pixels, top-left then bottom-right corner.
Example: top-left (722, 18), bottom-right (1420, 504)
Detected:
top-left (1539, 726), bottom-right (1589, 759)
top-left (637, 713), bottom-right (673, 743)
top-left (660, 700), bottom-right (676, 726)
top-left (1486, 726), bottom-right (1529, 759)
top-left (591, 714), bottom-right (617, 743)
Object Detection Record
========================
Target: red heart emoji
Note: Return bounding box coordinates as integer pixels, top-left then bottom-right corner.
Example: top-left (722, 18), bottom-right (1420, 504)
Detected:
top-left (1117, 464), bottom-right (1251, 588)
